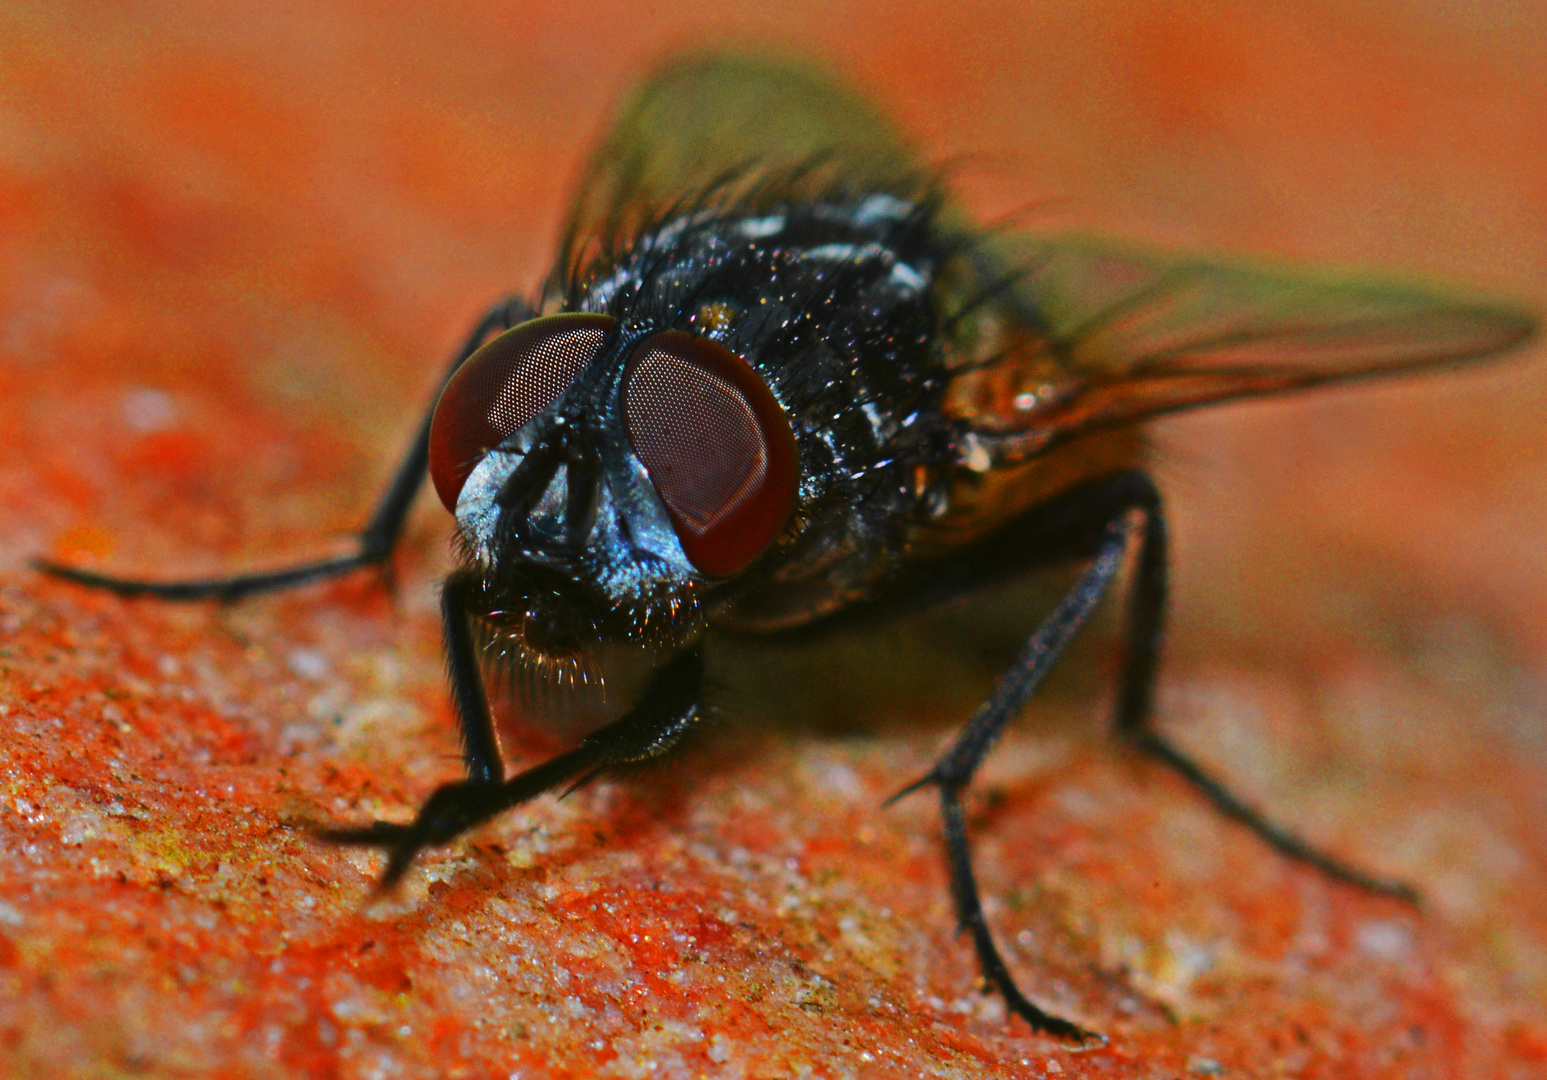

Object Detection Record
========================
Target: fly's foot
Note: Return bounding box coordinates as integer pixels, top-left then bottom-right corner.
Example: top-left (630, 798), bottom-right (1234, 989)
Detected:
top-left (882, 769), bottom-right (944, 807)
top-left (319, 779), bottom-right (512, 890)
top-left (885, 774), bottom-right (1109, 1045)
top-left (995, 980), bottom-right (1107, 1047)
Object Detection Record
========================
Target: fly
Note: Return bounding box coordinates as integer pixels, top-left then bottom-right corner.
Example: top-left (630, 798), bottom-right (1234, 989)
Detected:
top-left (36, 55), bottom-right (1539, 1044)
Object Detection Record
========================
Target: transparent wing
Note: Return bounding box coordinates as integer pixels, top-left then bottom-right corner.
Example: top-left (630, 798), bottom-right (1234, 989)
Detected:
top-left (945, 233), bottom-right (1539, 463)
top-left (558, 54), bottom-right (923, 276)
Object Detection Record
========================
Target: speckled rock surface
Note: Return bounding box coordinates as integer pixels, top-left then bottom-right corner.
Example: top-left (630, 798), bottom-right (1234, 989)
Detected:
top-left (2, 2), bottom-right (1546, 1077)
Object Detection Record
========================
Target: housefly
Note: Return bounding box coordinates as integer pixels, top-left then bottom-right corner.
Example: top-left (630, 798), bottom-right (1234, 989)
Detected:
top-left (37, 55), bottom-right (1538, 1043)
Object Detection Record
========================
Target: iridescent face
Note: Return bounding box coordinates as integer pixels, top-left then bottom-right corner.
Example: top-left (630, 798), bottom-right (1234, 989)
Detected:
top-left (426, 312), bottom-right (799, 655)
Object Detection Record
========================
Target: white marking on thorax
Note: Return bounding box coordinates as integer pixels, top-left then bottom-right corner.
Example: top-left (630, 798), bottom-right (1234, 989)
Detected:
top-left (738, 215), bottom-right (786, 238)
top-left (852, 193), bottom-right (914, 226)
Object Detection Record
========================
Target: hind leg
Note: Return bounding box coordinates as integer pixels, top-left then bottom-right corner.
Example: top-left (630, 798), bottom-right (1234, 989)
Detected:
top-left (890, 468), bottom-right (1416, 1041)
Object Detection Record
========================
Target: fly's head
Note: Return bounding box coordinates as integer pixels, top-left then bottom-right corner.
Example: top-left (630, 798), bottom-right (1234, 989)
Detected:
top-left (428, 312), bottom-right (800, 666)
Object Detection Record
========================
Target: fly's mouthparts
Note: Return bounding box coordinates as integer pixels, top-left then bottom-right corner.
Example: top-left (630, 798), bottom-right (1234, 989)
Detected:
top-left (482, 563), bottom-right (606, 661)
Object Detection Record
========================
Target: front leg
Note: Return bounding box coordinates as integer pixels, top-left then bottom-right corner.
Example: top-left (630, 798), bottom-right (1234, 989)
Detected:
top-left (36, 296), bottom-right (533, 601)
top-left (324, 573), bottom-right (706, 888)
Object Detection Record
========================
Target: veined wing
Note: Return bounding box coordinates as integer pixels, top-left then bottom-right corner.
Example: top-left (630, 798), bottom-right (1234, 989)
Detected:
top-left (558, 54), bottom-right (923, 279)
top-left (945, 233), bottom-right (1538, 466)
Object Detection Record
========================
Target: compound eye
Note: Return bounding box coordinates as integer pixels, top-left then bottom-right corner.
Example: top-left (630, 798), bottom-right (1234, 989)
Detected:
top-left (429, 313), bottom-right (615, 511)
top-left (622, 330), bottom-right (798, 577)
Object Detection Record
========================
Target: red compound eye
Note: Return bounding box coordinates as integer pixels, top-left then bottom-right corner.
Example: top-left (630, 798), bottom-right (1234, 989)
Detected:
top-left (622, 330), bottom-right (798, 577)
top-left (429, 313), bottom-right (615, 512)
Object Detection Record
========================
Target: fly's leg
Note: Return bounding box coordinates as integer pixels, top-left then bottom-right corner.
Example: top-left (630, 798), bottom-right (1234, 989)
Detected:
top-left (886, 468), bottom-right (1419, 1041)
top-left (1102, 475), bottom-right (1421, 902)
top-left (439, 569), bottom-right (506, 786)
top-left (889, 512), bottom-right (1132, 1044)
top-left (924, 468), bottom-right (1417, 899)
top-left (323, 568), bottom-right (707, 888)
top-left (35, 296), bottom-right (533, 601)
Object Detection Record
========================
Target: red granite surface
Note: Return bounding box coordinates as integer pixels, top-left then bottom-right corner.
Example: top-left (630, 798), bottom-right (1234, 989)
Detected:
top-left (1, 2), bottom-right (1545, 1077)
